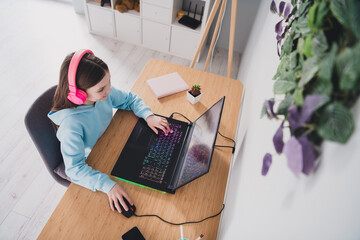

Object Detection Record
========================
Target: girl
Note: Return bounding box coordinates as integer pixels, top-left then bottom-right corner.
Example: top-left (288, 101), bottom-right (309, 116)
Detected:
top-left (48, 49), bottom-right (171, 213)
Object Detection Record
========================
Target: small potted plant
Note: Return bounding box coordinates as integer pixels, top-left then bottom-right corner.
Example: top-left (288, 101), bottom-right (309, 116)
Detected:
top-left (187, 84), bottom-right (202, 104)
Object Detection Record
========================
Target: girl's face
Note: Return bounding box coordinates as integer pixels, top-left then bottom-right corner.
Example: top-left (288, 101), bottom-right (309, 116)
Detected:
top-left (83, 71), bottom-right (111, 105)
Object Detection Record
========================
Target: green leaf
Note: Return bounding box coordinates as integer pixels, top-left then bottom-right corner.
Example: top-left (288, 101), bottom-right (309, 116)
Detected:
top-left (272, 71), bottom-right (281, 81)
top-left (260, 101), bottom-right (266, 118)
top-left (316, 102), bottom-right (355, 143)
top-left (299, 57), bottom-right (319, 87)
top-left (281, 51), bottom-right (299, 72)
top-left (282, 71), bottom-right (297, 82)
top-left (312, 31), bottom-right (328, 59)
top-left (288, 51), bottom-right (298, 70)
top-left (330, 0), bottom-right (360, 39)
top-left (293, 15), bottom-right (312, 36)
top-left (277, 94), bottom-right (294, 116)
top-left (281, 35), bottom-right (294, 58)
top-left (315, 0), bottom-right (329, 29)
top-left (297, 1), bottom-right (312, 18)
top-left (318, 42), bottom-right (338, 82)
top-left (308, 2), bottom-right (319, 30)
top-left (309, 77), bottom-right (333, 95)
top-left (297, 37), bottom-right (305, 60)
top-left (274, 81), bottom-right (297, 94)
top-left (303, 34), bottom-right (313, 58)
top-left (293, 88), bottom-right (304, 106)
top-left (336, 43), bottom-right (360, 91)
top-left (273, 55), bottom-right (289, 80)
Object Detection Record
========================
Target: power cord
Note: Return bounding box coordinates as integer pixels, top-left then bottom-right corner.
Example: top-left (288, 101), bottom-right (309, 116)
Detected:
top-left (215, 131), bottom-right (236, 153)
top-left (133, 204), bottom-right (225, 226)
top-left (169, 112), bottom-right (236, 153)
top-left (169, 112), bottom-right (192, 123)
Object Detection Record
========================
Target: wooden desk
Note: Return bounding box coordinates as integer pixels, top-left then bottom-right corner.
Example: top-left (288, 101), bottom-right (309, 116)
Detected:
top-left (38, 59), bottom-right (243, 239)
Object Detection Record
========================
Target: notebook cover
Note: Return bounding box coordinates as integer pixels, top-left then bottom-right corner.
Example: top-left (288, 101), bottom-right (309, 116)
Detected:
top-left (146, 72), bottom-right (189, 99)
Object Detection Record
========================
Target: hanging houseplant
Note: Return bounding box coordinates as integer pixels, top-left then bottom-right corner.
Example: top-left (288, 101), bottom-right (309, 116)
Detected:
top-left (261, 0), bottom-right (360, 176)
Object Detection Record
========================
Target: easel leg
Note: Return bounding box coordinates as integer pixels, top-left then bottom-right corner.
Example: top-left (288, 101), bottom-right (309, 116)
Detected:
top-left (227, 0), bottom-right (237, 78)
top-left (204, 0), bottom-right (227, 72)
top-left (190, 0), bottom-right (222, 68)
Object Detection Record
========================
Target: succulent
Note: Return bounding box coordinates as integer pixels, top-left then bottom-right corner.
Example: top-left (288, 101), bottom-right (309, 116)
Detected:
top-left (190, 84), bottom-right (201, 97)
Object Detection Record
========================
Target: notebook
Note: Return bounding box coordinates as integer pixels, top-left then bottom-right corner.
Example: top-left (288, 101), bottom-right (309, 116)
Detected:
top-left (111, 97), bottom-right (225, 193)
top-left (146, 72), bottom-right (189, 99)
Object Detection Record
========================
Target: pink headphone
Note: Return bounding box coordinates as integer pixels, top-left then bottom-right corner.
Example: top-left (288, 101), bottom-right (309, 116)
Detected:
top-left (67, 49), bottom-right (94, 105)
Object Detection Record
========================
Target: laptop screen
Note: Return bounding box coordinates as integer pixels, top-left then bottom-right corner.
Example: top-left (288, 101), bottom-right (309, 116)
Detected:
top-left (173, 97), bottom-right (225, 189)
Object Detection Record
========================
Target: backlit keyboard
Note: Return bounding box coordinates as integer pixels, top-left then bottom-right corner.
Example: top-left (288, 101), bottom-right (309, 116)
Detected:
top-left (139, 123), bottom-right (183, 184)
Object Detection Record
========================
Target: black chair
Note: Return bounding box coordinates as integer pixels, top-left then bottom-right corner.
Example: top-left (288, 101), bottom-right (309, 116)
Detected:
top-left (24, 85), bottom-right (71, 187)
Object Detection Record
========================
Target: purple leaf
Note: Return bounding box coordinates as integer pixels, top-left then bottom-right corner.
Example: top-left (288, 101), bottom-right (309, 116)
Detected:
top-left (279, 1), bottom-right (285, 15)
top-left (287, 95), bottom-right (324, 130)
top-left (273, 121), bottom-right (284, 153)
top-left (268, 100), bottom-right (276, 118)
top-left (284, 3), bottom-right (291, 18)
top-left (275, 20), bottom-right (283, 35)
top-left (265, 100), bottom-right (277, 119)
top-left (262, 153), bottom-right (273, 176)
top-left (298, 135), bottom-right (318, 175)
top-left (288, 105), bottom-right (301, 129)
top-left (299, 95), bottom-right (324, 124)
top-left (270, 0), bottom-right (277, 14)
top-left (283, 137), bottom-right (303, 176)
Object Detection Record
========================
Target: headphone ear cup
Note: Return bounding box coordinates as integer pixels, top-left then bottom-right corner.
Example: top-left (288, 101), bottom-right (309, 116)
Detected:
top-left (67, 89), bottom-right (87, 105)
top-left (76, 89), bottom-right (87, 103)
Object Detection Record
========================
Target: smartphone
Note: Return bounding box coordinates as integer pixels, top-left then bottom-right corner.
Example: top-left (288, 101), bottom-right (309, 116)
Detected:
top-left (122, 226), bottom-right (145, 240)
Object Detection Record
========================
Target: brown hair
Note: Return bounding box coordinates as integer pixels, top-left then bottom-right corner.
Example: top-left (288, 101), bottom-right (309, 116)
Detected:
top-left (52, 52), bottom-right (109, 111)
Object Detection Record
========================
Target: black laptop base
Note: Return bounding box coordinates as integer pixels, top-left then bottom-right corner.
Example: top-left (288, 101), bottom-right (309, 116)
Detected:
top-left (111, 116), bottom-right (191, 194)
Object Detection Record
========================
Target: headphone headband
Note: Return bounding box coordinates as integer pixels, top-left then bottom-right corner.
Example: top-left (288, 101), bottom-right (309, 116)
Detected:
top-left (67, 49), bottom-right (94, 105)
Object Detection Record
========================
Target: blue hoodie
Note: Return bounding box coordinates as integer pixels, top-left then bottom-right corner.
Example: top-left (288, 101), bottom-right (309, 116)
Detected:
top-left (48, 86), bottom-right (153, 194)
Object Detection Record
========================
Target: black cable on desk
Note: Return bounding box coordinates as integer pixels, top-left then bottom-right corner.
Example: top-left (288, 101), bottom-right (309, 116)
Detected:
top-left (215, 131), bottom-right (236, 153)
top-left (169, 112), bottom-right (192, 123)
top-left (133, 204), bottom-right (225, 226)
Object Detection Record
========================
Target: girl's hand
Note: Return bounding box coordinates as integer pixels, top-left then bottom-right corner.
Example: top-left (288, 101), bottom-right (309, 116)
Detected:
top-left (108, 183), bottom-right (133, 213)
top-left (146, 115), bottom-right (172, 135)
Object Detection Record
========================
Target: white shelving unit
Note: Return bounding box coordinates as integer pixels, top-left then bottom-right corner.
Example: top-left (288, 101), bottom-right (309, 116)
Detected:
top-left (84, 0), bottom-right (213, 60)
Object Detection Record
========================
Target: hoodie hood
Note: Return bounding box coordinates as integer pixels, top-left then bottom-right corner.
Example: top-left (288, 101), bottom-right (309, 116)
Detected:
top-left (48, 103), bottom-right (96, 126)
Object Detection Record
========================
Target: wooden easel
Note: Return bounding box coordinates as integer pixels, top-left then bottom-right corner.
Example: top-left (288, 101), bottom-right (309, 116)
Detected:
top-left (190, 0), bottom-right (238, 78)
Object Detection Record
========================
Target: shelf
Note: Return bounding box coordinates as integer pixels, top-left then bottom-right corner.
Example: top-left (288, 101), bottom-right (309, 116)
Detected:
top-left (86, 1), bottom-right (112, 10)
top-left (114, 9), bottom-right (140, 18)
top-left (85, 0), bottom-right (213, 60)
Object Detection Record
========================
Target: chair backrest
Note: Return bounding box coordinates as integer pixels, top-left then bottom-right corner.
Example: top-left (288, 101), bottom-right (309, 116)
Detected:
top-left (24, 85), bottom-right (70, 187)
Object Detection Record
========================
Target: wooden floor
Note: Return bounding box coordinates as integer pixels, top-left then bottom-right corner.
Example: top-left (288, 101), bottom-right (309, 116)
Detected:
top-left (0, 0), bottom-right (240, 239)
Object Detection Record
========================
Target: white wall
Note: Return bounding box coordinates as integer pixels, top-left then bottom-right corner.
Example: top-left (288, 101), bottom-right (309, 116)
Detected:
top-left (218, 0), bottom-right (360, 239)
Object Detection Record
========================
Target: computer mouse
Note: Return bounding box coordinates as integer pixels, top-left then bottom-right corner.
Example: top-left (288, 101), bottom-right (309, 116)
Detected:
top-left (113, 197), bottom-right (136, 218)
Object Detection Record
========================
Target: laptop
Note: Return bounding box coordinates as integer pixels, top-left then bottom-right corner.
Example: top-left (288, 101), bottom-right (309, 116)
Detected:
top-left (111, 97), bottom-right (225, 193)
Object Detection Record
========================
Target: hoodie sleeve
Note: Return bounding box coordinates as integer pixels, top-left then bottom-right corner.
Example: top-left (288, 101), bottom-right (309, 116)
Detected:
top-left (57, 124), bottom-right (116, 194)
top-left (110, 87), bottom-right (153, 120)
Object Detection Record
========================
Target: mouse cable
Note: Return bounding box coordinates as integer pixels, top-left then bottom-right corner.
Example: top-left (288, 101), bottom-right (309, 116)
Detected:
top-left (133, 204), bottom-right (225, 226)
top-left (169, 112), bottom-right (192, 123)
top-left (215, 131), bottom-right (236, 153)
